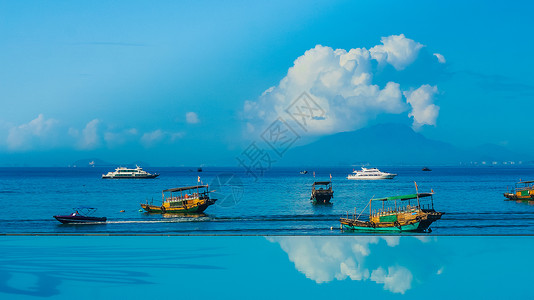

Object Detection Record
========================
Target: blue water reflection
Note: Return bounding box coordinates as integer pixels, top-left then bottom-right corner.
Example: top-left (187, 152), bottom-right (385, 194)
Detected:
top-left (0, 236), bottom-right (532, 299)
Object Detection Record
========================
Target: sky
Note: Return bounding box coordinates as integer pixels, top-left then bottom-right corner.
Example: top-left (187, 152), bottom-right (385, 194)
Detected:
top-left (1, 0), bottom-right (533, 166)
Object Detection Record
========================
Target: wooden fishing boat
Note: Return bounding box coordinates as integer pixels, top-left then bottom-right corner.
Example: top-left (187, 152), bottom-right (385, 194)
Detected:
top-left (310, 181), bottom-right (334, 204)
top-left (54, 207), bottom-right (107, 224)
top-left (504, 180), bottom-right (534, 200)
top-left (141, 185), bottom-right (217, 214)
top-left (340, 188), bottom-right (444, 232)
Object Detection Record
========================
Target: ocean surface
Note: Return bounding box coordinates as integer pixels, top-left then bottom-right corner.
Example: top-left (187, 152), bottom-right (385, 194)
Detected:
top-left (1, 236), bottom-right (533, 299)
top-left (1, 166), bottom-right (534, 235)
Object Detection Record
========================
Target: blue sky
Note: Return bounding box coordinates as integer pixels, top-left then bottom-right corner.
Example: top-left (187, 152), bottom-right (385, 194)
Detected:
top-left (1, 0), bottom-right (533, 166)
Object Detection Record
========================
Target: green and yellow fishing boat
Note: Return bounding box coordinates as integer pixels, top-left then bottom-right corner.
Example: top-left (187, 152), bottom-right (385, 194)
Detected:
top-left (141, 185), bottom-right (217, 214)
top-left (504, 180), bottom-right (534, 200)
top-left (340, 187), bottom-right (444, 233)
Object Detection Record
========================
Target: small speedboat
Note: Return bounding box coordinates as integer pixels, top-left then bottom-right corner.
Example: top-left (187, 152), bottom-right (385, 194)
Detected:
top-left (54, 208), bottom-right (107, 224)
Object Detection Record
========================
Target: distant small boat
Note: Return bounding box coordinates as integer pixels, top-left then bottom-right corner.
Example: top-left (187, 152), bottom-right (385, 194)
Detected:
top-left (102, 165), bottom-right (159, 179)
top-left (310, 181), bottom-right (334, 204)
top-left (504, 180), bottom-right (534, 200)
top-left (422, 167), bottom-right (432, 171)
top-left (347, 167), bottom-right (396, 180)
top-left (54, 208), bottom-right (107, 224)
top-left (300, 170), bottom-right (308, 174)
top-left (197, 167), bottom-right (203, 172)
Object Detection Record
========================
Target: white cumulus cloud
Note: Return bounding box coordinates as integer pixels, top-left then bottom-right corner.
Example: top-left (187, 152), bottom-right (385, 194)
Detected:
top-left (268, 236), bottom-right (424, 294)
top-left (243, 34), bottom-right (441, 137)
top-left (370, 266), bottom-right (413, 294)
top-left (6, 114), bottom-right (59, 151)
top-left (405, 84), bottom-right (439, 130)
top-left (370, 34), bottom-right (424, 70)
top-left (186, 112), bottom-right (200, 124)
top-left (433, 53), bottom-right (446, 63)
top-left (70, 119), bottom-right (101, 150)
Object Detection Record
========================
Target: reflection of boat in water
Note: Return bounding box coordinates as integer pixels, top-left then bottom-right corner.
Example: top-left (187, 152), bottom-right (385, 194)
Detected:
top-left (102, 165), bottom-right (159, 179)
top-left (310, 181), bottom-right (334, 204)
top-left (504, 180), bottom-right (534, 200)
top-left (54, 207), bottom-right (107, 224)
top-left (347, 167), bottom-right (396, 180)
top-left (141, 185), bottom-right (217, 214)
top-left (422, 167), bottom-right (432, 171)
top-left (300, 170), bottom-right (308, 174)
top-left (341, 188), bottom-right (443, 232)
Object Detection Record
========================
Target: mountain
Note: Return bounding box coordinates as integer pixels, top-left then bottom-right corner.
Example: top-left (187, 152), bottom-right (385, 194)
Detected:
top-left (71, 158), bottom-right (114, 167)
top-left (280, 123), bottom-right (530, 166)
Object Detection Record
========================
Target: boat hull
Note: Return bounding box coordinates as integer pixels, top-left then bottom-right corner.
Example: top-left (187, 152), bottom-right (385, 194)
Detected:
top-left (102, 174), bottom-right (159, 179)
top-left (54, 215), bottom-right (107, 224)
top-left (347, 174), bottom-right (397, 180)
top-left (504, 193), bottom-right (534, 200)
top-left (311, 191), bottom-right (334, 204)
top-left (340, 212), bottom-right (443, 232)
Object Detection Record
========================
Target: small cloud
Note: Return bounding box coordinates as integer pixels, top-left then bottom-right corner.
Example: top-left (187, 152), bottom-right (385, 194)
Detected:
top-left (370, 266), bottom-right (413, 294)
top-left (404, 84), bottom-right (439, 130)
top-left (6, 114), bottom-right (59, 151)
top-left (104, 128), bottom-right (138, 147)
top-left (141, 129), bottom-right (185, 147)
top-left (370, 34), bottom-right (424, 70)
top-left (141, 129), bottom-right (164, 147)
top-left (75, 119), bottom-right (101, 150)
top-left (433, 53), bottom-right (446, 64)
top-left (186, 112), bottom-right (200, 124)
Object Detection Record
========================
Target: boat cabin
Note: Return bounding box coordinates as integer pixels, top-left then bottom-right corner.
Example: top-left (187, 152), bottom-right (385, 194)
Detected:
top-left (505, 180), bottom-right (534, 200)
top-left (311, 181), bottom-right (334, 204)
top-left (368, 193), bottom-right (435, 223)
top-left (162, 185), bottom-right (210, 206)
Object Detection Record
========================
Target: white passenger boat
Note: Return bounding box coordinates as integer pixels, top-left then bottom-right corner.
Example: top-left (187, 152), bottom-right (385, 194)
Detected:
top-left (347, 167), bottom-right (396, 180)
top-left (102, 166), bottom-right (159, 179)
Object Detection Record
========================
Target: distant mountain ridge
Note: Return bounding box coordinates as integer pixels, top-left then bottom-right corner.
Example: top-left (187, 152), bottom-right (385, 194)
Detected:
top-left (71, 158), bottom-right (151, 167)
top-left (280, 123), bottom-right (531, 166)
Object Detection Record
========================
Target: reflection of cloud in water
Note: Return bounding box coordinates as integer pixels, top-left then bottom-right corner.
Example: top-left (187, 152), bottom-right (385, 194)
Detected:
top-left (267, 236), bottom-right (441, 294)
top-left (371, 266), bottom-right (412, 294)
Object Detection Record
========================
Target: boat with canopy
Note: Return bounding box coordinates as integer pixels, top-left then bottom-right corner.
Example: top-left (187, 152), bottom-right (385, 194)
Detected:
top-left (141, 185), bottom-right (217, 213)
top-left (504, 180), bottom-right (534, 200)
top-left (340, 185), bottom-right (444, 232)
top-left (53, 207), bottom-right (107, 224)
top-left (310, 181), bottom-right (334, 204)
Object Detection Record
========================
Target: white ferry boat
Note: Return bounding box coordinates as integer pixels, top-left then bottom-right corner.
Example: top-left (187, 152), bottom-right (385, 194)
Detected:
top-left (347, 167), bottom-right (397, 180)
top-left (102, 166), bottom-right (159, 179)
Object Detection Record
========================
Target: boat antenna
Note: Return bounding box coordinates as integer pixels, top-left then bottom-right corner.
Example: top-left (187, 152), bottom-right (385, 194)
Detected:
top-left (414, 181), bottom-right (420, 209)
top-left (356, 195), bottom-right (374, 220)
top-left (431, 188), bottom-right (435, 209)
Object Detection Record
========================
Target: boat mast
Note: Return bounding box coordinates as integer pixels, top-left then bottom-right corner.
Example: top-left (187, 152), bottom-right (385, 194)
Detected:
top-left (414, 181), bottom-right (420, 209)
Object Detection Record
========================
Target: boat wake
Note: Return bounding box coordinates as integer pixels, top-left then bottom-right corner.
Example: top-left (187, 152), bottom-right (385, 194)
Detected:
top-left (108, 218), bottom-right (210, 224)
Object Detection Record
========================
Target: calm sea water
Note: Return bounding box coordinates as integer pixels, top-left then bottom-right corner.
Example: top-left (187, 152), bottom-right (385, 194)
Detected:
top-left (1, 236), bottom-right (533, 299)
top-left (1, 166), bottom-right (533, 235)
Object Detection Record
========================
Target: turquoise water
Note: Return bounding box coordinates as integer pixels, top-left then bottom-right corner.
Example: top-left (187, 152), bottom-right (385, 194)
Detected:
top-left (1, 166), bottom-right (534, 234)
top-left (0, 236), bottom-right (532, 299)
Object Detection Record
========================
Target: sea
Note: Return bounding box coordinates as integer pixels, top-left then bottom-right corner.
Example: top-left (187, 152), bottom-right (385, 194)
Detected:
top-left (1, 166), bottom-right (534, 298)
top-left (1, 165), bottom-right (533, 235)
